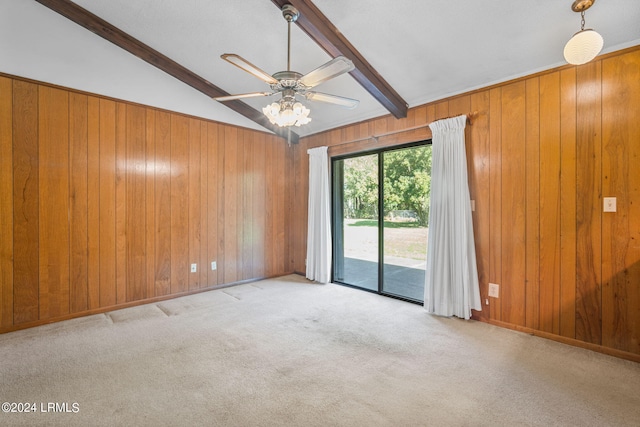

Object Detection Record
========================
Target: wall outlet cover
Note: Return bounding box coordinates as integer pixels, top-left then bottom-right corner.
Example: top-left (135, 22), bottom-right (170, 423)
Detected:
top-left (190, 263), bottom-right (197, 273)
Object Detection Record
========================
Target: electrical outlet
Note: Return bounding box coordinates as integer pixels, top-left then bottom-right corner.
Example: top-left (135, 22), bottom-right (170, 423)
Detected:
top-left (488, 283), bottom-right (500, 298)
top-left (190, 263), bottom-right (197, 273)
top-left (485, 298), bottom-right (489, 306)
top-left (211, 261), bottom-right (217, 271)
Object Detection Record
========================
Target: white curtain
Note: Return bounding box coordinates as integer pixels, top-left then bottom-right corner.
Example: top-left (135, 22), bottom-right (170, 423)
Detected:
top-left (306, 146), bottom-right (332, 283)
top-left (424, 115), bottom-right (482, 319)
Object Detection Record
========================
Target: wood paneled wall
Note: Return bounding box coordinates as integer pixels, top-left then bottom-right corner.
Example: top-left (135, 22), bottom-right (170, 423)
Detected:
top-left (0, 75), bottom-right (293, 332)
top-left (292, 46), bottom-right (640, 360)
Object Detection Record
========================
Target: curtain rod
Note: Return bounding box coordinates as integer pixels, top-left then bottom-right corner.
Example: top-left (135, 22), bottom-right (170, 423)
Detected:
top-left (329, 111), bottom-right (483, 147)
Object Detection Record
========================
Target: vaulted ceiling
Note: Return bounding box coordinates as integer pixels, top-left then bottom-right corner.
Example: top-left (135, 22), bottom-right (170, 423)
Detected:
top-left (2, 0), bottom-right (639, 140)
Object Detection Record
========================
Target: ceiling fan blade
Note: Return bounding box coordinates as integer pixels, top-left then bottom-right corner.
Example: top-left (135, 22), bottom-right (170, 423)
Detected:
top-left (305, 91), bottom-right (359, 109)
top-left (213, 92), bottom-right (274, 102)
top-left (221, 54), bottom-right (278, 85)
top-left (299, 56), bottom-right (355, 88)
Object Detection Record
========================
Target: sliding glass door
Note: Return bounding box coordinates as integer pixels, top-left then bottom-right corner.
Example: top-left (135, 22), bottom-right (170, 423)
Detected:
top-left (333, 142), bottom-right (431, 302)
top-left (332, 154), bottom-right (379, 291)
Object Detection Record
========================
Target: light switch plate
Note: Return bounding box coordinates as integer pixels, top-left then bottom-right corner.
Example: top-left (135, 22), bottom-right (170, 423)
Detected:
top-left (190, 263), bottom-right (197, 273)
top-left (488, 283), bottom-right (500, 298)
top-left (603, 197), bottom-right (616, 212)
top-left (211, 261), bottom-right (217, 271)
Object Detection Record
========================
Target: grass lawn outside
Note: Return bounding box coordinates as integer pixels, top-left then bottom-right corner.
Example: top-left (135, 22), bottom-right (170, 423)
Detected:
top-left (343, 218), bottom-right (428, 265)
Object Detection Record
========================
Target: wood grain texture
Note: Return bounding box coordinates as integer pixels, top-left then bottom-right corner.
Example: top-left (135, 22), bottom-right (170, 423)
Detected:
top-left (99, 99), bottom-right (117, 307)
top-left (69, 93), bottom-right (89, 313)
top-left (38, 86), bottom-right (70, 320)
top-left (170, 115), bottom-right (189, 293)
top-left (0, 77), bottom-right (13, 327)
top-left (12, 80), bottom-right (39, 324)
top-left (500, 82), bottom-right (526, 326)
top-left (524, 77), bottom-right (540, 330)
top-left (223, 127), bottom-right (238, 283)
top-left (145, 109), bottom-right (156, 298)
top-left (575, 62), bottom-right (603, 345)
top-left (216, 125), bottom-right (226, 285)
top-left (207, 122), bottom-right (219, 287)
top-left (252, 133), bottom-right (266, 278)
top-left (2, 74), bottom-right (292, 332)
top-left (199, 121), bottom-right (208, 288)
top-left (559, 68), bottom-right (577, 339)
top-left (86, 96), bottom-right (100, 309)
top-left (125, 104), bottom-right (146, 302)
top-left (538, 72), bottom-right (561, 334)
top-left (488, 87), bottom-right (502, 320)
top-left (154, 111), bottom-right (171, 296)
top-left (601, 51), bottom-right (640, 354)
top-left (115, 102), bottom-right (127, 305)
top-left (188, 118), bottom-right (201, 290)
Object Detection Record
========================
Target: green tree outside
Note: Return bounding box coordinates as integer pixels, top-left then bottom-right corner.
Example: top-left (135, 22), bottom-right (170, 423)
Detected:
top-left (342, 145), bottom-right (432, 225)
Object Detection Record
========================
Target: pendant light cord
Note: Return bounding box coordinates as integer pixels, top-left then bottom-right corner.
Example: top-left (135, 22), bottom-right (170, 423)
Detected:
top-left (581, 10), bottom-right (586, 30)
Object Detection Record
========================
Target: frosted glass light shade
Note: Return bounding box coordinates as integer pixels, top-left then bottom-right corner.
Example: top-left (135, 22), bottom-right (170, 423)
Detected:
top-left (564, 29), bottom-right (604, 65)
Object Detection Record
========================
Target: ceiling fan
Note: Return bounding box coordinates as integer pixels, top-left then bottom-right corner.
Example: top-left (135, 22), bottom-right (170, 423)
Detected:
top-left (213, 4), bottom-right (359, 128)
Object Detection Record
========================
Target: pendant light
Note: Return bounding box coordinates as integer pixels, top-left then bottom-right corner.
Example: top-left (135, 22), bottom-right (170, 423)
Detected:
top-left (564, 0), bottom-right (603, 65)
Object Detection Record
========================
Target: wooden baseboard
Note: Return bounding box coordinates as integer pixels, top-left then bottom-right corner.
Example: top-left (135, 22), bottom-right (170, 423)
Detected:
top-left (473, 316), bottom-right (640, 364)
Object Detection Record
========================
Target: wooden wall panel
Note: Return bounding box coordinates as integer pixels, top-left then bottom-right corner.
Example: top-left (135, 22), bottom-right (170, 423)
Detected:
top-left (188, 118), bottom-right (201, 290)
top-left (38, 86), bottom-right (70, 320)
top-left (207, 123), bottom-right (219, 287)
top-left (170, 115), bottom-right (189, 294)
top-left (575, 62), bottom-right (603, 345)
top-left (216, 125), bottom-right (226, 284)
top-left (0, 77), bottom-right (13, 327)
top-left (238, 130), bottom-right (250, 281)
top-left (99, 99), bottom-right (117, 307)
top-left (125, 105), bottom-right (147, 302)
top-left (252, 133), bottom-right (266, 278)
top-left (488, 88), bottom-right (502, 320)
top-left (87, 97), bottom-right (100, 310)
top-left (223, 127), bottom-right (238, 283)
top-left (538, 72), bottom-right (561, 334)
top-left (154, 111), bottom-right (171, 296)
top-left (199, 122), bottom-right (209, 289)
top-left (524, 77), bottom-right (540, 330)
top-left (12, 81), bottom-right (40, 324)
top-left (145, 110), bottom-right (156, 298)
top-left (559, 69), bottom-right (577, 339)
top-left (601, 51), bottom-right (640, 354)
top-left (115, 103), bottom-right (127, 305)
top-left (500, 82), bottom-right (526, 326)
top-left (69, 93), bottom-right (89, 313)
top-left (1, 73), bottom-right (292, 334)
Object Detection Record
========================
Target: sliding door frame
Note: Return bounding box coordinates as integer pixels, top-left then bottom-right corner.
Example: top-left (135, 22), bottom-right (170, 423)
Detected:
top-left (330, 140), bottom-right (431, 304)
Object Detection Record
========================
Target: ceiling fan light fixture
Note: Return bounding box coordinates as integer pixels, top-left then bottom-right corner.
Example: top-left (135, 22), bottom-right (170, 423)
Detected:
top-left (564, 0), bottom-right (603, 65)
top-left (263, 99), bottom-right (311, 127)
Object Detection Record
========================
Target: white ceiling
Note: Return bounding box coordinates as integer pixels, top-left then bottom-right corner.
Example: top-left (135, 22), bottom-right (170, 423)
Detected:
top-left (2, 1), bottom-right (639, 137)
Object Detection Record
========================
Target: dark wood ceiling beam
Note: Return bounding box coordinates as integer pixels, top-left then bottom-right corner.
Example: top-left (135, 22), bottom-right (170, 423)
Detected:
top-left (35, 0), bottom-right (298, 143)
top-left (271, 0), bottom-right (408, 119)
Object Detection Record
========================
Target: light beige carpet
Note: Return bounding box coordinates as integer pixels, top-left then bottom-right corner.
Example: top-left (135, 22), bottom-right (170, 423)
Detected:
top-left (1, 274), bottom-right (639, 426)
